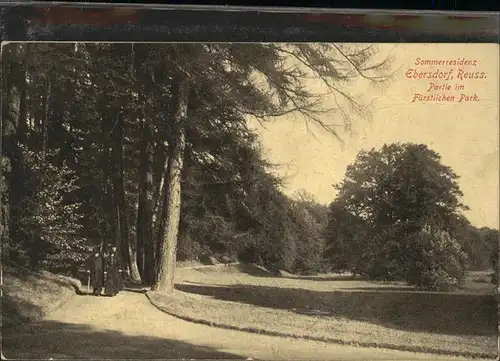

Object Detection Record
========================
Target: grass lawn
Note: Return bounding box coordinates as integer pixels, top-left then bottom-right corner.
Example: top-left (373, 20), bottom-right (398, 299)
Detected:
top-left (147, 264), bottom-right (497, 359)
top-left (2, 266), bottom-right (82, 328)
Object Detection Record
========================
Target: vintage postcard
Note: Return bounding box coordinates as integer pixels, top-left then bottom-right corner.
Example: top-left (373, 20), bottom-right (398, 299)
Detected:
top-left (1, 41), bottom-right (498, 360)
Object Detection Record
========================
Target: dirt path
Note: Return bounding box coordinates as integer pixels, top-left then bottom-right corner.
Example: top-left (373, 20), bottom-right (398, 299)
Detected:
top-left (2, 291), bottom-right (484, 360)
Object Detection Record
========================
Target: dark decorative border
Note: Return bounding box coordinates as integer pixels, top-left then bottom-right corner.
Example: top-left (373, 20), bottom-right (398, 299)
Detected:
top-left (0, 3), bottom-right (499, 42)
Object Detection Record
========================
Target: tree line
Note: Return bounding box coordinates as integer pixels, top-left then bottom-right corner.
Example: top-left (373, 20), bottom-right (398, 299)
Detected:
top-left (2, 42), bottom-right (392, 293)
top-left (3, 43), bottom-right (496, 293)
top-left (324, 143), bottom-right (499, 290)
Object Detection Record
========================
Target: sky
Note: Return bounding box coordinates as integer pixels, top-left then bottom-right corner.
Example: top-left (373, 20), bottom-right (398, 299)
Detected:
top-left (249, 44), bottom-right (499, 230)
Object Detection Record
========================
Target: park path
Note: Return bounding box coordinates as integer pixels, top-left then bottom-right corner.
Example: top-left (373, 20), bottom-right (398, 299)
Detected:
top-left (2, 290), bottom-right (483, 360)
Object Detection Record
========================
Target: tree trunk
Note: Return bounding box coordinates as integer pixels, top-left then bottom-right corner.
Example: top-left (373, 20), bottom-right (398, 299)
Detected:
top-left (132, 42), bottom-right (157, 284)
top-left (128, 196), bottom-right (142, 283)
top-left (152, 143), bottom-right (168, 234)
top-left (144, 143), bottom-right (154, 283)
top-left (16, 72), bottom-right (28, 145)
top-left (153, 76), bottom-right (190, 294)
top-left (136, 123), bottom-right (146, 281)
top-left (136, 119), bottom-right (154, 284)
top-left (152, 153), bottom-right (169, 285)
top-left (1, 43), bottom-right (27, 258)
top-left (136, 187), bottom-right (144, 279)
top-left (111, 113), bottom-right (132, 275)
top-left (100, 112), bottom-right (111, 253)
top-left (42, 76), bottom-right (51, 159)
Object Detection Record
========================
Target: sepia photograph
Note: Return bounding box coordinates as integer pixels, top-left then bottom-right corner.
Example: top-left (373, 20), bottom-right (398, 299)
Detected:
top-left (1, 42), bottom-right (498, 360)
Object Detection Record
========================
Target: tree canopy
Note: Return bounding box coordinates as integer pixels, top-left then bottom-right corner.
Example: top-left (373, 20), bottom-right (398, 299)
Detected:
top-left (2, 42), bottom-right (392, 292)
top-left (325, 142), bottom-right (474, 289)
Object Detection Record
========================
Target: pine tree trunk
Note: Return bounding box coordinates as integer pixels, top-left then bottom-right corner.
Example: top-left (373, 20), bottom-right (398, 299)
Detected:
top-left (1, 43), bottom-right (27, 258)
top-left (128, 196), bottom-right (142, 283)
top-left (136, 131), bottom-right (145, 278)
top-left (131, 43), bottom-right (145, 281)
top-left (100, 113), bottom-right (111, 252)
top-left (110, 179), bottom-right (121, 258)
top-left (152, 153), bottom-right (169, 285)
top-left (152, 143), bottom-right (168, 239)
top-left (16, 69), bottom-right (28, 145)
top-left (136, 192), bottom-right (145, 279)
top-left (111, 113), bottom-right (132, 275)
top-left (145, 163), bottom-right (155, 283)
top-left (153, 77), bottom-right (190, 294)
top-left (137, 120), bottom-right (154, 284)
top-left (144, 132), bottom-right (154, 284)
top-left (42, 76), bottom-right (51, 159)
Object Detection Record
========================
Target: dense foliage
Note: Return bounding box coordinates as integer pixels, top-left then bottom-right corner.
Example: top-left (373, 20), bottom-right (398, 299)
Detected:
top-left (2, 43), bottom-right (390, 289)
top-left (325, 143), bottom-right (496, 291)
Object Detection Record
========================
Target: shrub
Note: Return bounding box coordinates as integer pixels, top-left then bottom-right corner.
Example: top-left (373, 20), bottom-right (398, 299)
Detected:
top-left (490, 242), bottom-right (499, 284)
top-left (7, 146), bottom-right (87, 272)
top-left (176, 234), bottom-right (207, 261)
top-left (405, 227), bottom-right (468, 291)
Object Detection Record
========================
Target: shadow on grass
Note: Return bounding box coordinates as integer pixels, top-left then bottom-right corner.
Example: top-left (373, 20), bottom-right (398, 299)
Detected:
top-left (2, 294), bottom-right (44, 329)
top-left (341, 286), bottom-right (496, 294)
top-left (233, 265), bottom-right (367, 282)
top-left (2, 265), bottom-right (33, 280)
top-left (4, 266), bottom-right (84, 294)
top-left (175, 283), bottom-right (497, 337)
top-left (221, 263), bottom-right (277, 278)
top-left (284, 275), bottom-right (367, 282)
top-left (47, 276), bottom-right (84, 295)
top-left (341, 286), bottom-right (416, 292)
top-left (2, 270), bottom-right (82, 327)
top-left (2, 320), bottom-right (246, 359)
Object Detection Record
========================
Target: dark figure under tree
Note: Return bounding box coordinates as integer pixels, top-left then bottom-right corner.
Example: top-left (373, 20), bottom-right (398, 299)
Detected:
top-left (104, 246), bottom-right (122, 296)
top-left (87, 247), bottom-right (104, 296)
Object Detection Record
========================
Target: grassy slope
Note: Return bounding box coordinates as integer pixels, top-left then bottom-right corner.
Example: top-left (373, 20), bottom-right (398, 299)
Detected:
top-left (2, 266), bottom-right (82, 328)
top-left (147, 265), bottom-right (497, 359)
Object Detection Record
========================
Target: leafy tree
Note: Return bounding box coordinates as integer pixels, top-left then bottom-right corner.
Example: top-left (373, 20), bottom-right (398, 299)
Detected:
top-left (482, 228), bottom-right (500, 283)
top-left (12, 147), bottom-right (87, 273)
top-left (328, 142), bottom-right (470, 289)
top-left (324, 199), bottom-right (368, 273)
top-left (289, 190), bottom-right (329, 274)
top-left (455, 223), bottom-right (498, 271)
